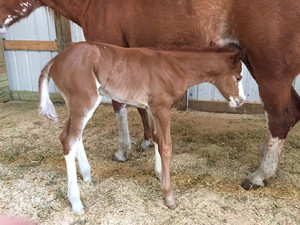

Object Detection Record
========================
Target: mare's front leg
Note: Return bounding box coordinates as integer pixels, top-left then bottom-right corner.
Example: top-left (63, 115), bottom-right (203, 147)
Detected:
top-left (241, 80), bottom-right (300, 189)
top-left (153, 107), bottom-right (176, 209)
top-left (112, 101), bottom-right (131, 162)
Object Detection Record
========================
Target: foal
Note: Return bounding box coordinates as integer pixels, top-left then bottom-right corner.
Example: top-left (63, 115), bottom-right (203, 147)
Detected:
top-left (39, 42), bottom-right (245, 213)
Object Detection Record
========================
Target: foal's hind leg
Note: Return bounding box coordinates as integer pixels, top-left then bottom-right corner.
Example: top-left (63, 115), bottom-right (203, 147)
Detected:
top-left (61, 96), bottom-right (102, 213)
top-left (137, 108), bottom-right (154, 151)
top-left (76, 136), bottom-right (92, 182)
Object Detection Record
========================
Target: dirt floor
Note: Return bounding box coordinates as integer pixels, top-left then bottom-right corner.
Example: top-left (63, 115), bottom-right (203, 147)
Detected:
top-left (0, 101), bottom-right (300, 225)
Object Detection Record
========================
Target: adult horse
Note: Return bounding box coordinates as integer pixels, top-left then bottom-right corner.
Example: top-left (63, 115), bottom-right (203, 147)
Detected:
top-left (1, 0), bottom-right (300, 191)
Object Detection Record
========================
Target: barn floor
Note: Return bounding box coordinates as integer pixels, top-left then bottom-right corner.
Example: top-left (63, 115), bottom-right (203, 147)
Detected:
top-left (0, 101), bottom-right (300, 224)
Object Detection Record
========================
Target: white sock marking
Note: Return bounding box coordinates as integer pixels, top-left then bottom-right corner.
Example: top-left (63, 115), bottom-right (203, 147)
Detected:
top-left (114, 105), bottom-right (131, 161)
top-left (154, 143), bottom-right (162, 182)
top-left (65, 147), bottom-right (83, 214)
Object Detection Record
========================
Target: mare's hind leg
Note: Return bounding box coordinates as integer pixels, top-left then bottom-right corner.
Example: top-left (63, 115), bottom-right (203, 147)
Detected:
top-left (111, 102), bottom-right (154, 161)
top-left (112, 102), bottom-right (131, 162)
top-left (242, 82), bottom-right (300, 189)
top-left (137, 108), bottom-right (154, 151)
top-left (61, 95), bottom-right (102, 213)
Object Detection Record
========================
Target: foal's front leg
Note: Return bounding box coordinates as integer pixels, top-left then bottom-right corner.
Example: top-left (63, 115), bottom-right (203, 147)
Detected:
top-left (153, 108), bottom-right (176, 209)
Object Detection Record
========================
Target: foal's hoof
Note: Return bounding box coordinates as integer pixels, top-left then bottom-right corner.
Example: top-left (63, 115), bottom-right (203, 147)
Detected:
top-left (71, 200), bottom-right (84, 214)
top-left (165, 194), bottom-right (177, 210)
top-left (137, 140), bottom-right (154, 152)
top-left (241, 179), bottom-right (264, 190)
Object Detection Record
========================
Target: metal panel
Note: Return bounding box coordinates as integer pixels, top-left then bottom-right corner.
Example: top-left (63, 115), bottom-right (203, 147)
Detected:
top-left (293, 75), bottom-right (300, 95)
top-left (3, 7), bottom-right (57, 94)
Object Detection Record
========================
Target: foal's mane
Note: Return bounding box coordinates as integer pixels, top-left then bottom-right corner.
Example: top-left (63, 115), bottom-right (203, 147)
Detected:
top-left (148, 44), bottom-right (240, 54)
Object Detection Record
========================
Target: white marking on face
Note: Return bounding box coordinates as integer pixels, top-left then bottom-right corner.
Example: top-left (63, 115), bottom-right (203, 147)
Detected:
top-left (229, 79), bottom-right (245, 108)
top-left (229, 96), bottom-right (238, 108)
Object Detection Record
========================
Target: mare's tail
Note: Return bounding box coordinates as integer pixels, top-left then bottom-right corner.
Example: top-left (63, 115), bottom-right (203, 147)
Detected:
top-left (38, 60), bottom-right (58, 122)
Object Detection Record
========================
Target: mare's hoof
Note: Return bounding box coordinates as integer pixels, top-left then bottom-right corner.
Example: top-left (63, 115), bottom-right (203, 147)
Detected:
top-left (112, 152), bottom-right (127, 162)
top-left (137, 140), bottom-right (154, 152)
top-left (241, 179), bottom-right (264, 190)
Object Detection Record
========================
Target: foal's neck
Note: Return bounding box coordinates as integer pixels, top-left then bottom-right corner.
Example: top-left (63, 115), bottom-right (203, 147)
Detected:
top-left (170, 51), bottom-right (228, 89)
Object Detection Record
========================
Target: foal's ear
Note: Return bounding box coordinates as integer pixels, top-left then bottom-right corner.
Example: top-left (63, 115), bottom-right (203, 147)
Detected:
top-left (231, 49), bottom-right (246, 65)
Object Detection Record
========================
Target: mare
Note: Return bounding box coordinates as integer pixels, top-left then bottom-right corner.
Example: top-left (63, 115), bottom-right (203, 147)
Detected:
top-left (38, 42), bottom-right (245, 212)
top-left (1, 0), bottom-right (300, 194)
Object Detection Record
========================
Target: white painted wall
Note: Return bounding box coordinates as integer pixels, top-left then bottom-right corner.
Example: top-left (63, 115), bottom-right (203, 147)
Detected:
top-left (2, 8), bottom-right (58, 93)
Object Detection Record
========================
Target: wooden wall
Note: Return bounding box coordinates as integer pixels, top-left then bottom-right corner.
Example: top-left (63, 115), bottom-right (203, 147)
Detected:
top-left (0, 38), bottom-right (10, 102)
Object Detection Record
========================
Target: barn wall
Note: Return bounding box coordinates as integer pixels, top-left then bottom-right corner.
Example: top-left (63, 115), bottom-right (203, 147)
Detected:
top-left (2, 8), bottom-right (300, 106)
top-left (2, 8), bottom-right (58, 94)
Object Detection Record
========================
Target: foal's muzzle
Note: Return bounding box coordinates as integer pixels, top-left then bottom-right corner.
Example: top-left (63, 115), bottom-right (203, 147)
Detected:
top-left (229, 96), bottom-right (245, 108)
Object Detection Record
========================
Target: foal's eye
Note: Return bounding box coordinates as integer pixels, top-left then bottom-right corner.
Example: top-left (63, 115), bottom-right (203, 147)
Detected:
top-left (236, 76), bottom-right (242, 82)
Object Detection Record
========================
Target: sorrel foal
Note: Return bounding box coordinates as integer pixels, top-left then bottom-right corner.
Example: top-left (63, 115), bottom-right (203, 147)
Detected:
top-left (39, 42), bottom-right (245, 213)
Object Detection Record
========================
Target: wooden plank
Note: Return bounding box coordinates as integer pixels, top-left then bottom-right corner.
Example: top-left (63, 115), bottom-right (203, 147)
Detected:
top-left (188, 100), bottom-right (264, 114)
top-left (10, 90), bottom-right (112, 106)
top-left (3, 40), bottom-right (58, 51)
top-left (11, 90), bottom-right (64, 102)
top-left (54, 14), bottom-right (72, 52)
top-left (0, 80), bottom-right (9, 87)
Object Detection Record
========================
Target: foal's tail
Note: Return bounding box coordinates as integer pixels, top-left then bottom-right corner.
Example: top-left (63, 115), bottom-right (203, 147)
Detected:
top-left (38, 60), bottom-right (58, 122)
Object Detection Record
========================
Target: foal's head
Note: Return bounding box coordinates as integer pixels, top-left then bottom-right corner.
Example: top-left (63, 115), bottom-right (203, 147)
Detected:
top-left (0, 0), bottom-right (39, 33)
top-left (213, 50), bottom-right (246, 108)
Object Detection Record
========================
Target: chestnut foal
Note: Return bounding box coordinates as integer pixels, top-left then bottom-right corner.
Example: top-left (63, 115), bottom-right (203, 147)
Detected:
top-left (39, 42), bottom-right (245, 213)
